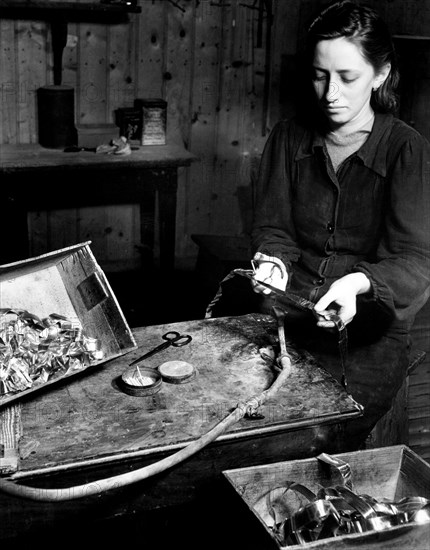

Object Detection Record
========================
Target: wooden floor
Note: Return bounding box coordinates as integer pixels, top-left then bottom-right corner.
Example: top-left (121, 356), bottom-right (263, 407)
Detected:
top-left (5, 499), bottom-right (276, 550)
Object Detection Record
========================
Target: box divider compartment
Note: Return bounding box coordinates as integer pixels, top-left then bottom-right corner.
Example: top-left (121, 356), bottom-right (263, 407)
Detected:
top-left (223, 445), bottom-right (430, 549)
top-left (0, 242), bottom-right (136, 408)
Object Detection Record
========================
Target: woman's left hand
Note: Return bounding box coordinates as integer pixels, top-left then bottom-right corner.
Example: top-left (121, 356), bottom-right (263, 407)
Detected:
top-left (314, 273), bottom-right (371, 328)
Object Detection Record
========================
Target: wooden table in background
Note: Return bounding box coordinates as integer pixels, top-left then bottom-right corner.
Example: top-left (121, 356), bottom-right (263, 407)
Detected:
top-left (0, 143), bottom-right (197, 270)
top-left (0, 313), bottom-right (362, 541)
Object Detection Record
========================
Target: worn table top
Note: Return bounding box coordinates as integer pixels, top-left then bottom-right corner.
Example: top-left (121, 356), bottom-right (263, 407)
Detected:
top-left (11, 314), bottom-right (362, 476)
top-left (0, 142), bottom-right (197, 172)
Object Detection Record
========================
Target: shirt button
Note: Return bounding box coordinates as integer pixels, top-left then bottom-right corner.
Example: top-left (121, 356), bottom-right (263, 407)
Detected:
top-left (326, 222), bottom-right (334, 233)
top-left (313, 278), bottom-right (325, 286)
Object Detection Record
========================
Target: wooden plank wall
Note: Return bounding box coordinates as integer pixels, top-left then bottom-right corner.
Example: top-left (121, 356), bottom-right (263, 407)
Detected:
top-left (1, 1), bottom-right (429, 264)
top-left (0, 0), bottom-right (283, 271)
top-left (0, 0), bottom-right (429, 462)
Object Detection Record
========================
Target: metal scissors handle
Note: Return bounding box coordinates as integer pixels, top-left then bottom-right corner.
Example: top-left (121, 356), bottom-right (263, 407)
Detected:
top-left (129, 331), bottom-right (192, 366)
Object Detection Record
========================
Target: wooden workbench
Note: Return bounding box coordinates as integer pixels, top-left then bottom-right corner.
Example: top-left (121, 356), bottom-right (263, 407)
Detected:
top-left (0, 313), bottom-right (362, 540)
top-left (0, 142), bottom-right (197, 270)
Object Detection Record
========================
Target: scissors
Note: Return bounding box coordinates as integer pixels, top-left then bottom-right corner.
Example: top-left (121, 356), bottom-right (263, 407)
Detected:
top-left (129, 331), bottom-right (192, 366)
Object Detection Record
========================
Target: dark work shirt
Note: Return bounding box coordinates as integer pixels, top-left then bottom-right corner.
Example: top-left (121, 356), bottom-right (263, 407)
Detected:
top-left (251, 113), bottom-right (430, 321)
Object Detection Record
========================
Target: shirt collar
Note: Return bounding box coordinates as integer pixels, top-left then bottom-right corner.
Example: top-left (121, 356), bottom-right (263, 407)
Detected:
top-left (295, 112), bottom-right (393, 177)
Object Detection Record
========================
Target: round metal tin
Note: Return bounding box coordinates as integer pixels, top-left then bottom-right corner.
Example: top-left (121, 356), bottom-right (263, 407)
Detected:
top-left (119, 366), bottom-right (162, 396)
top-left (158, 360), bottom-right (196, 384)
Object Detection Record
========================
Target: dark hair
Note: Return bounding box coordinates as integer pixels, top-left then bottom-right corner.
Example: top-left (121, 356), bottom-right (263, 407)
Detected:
top-left (305, 1), bottom-right (399, 114)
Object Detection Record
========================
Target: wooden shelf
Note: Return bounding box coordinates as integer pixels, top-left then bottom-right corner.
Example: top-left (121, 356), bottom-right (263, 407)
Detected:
top-left (393, 34), bottom-right (430, 41)
top-left (0, 0), bottom-right (141, 21)
top-left (0, 142), bottom-right (197, 172)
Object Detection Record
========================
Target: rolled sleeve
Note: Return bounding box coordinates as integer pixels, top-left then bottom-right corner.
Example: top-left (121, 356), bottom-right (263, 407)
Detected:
top-left (353, 133), bottom-right (430, 319)
top-left (251, 121), bottom-right (301, 270)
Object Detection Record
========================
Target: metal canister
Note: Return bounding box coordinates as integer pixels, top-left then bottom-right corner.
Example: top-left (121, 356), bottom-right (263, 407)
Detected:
top-left (37, 85), bottom-right (77, 149)
top-left (134, 98), bottom-right (167, 145)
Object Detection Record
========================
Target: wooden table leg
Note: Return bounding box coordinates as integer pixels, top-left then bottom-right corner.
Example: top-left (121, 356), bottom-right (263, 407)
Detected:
top-left (0, 179), bottom-right (30, 264)
top-left (157, 168), bottom-right (178, 272)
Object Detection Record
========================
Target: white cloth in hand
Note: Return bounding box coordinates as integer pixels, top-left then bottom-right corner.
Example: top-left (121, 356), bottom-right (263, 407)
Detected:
top-left (252, 252), bottom-right (288, 295)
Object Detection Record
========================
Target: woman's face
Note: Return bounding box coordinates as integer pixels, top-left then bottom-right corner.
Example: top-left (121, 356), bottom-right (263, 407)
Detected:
top-left (312, 37), bottom-right (386, 128)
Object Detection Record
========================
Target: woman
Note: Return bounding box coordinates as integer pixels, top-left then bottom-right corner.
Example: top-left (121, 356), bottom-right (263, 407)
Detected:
top-left (251, 1), bottom-right (430, 449)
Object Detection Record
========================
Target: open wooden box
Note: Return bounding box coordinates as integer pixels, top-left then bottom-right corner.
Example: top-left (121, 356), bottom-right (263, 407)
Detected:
top-left (0, 241), bottom-right (136, 408)
top-left (223, 445), bottom-right (430, 549)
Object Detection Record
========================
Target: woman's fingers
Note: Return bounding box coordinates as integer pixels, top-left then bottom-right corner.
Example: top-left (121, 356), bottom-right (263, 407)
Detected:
top-left (313, 274), bottom-right (362, 328)
top-left (251, 280), bottom-right (272, 295)
top-left (314, 309), bottom-right (337, 328)
top-left (315, 303), bottom-right (356, 327)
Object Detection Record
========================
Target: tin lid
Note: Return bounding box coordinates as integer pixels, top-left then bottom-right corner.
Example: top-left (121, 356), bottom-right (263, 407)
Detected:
top-left (134, 98), bottom-right (167, 108)
top-left (158, 360), bottom-right (196, 384)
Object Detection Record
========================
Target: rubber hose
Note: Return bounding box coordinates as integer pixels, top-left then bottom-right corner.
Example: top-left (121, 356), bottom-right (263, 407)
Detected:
top-left (0, 355), bottom-right (292, 502)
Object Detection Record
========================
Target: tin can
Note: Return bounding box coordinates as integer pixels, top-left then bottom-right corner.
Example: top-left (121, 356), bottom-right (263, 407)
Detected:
top-left (115, 107), bottom-right (141, 142)
top-left (134, 98), bottom-right (167, 145)
top-left (37, 85), bottom-right (77, 149)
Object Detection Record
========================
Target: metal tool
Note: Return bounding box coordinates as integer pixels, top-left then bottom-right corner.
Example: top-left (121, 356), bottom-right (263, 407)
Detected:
top-left (129, 331), bottom-right (192, 366)
top-left (272, 306), bottom-right (292, 376)
top-left (234, 268), bottom-right (350, 392)
top-left (235, 268), bottom-right (316, 311)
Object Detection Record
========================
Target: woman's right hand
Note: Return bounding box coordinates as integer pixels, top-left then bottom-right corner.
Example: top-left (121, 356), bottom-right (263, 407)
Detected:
top-left (251, 257), bottom-right (288, 295)
top-left (313, 272), bottom-right (371, 328)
